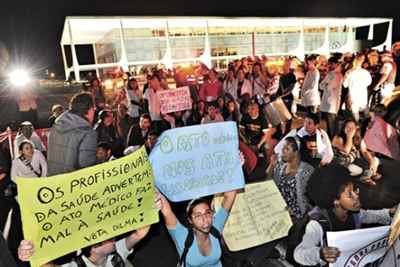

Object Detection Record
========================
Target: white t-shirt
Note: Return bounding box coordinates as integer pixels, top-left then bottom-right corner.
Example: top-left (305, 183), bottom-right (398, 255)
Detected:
top-left (301, 69), bottom-right (320, 107)
top-left (320, 71), bottom-right (343, 114)
top-left (252, 76), bottom-right (266, 96)
top-left (62, 238), bottom-right (133, 267)
top-left (274, 127), bottom-right (334, 164)
top-left (125, 89), bottom-right (142, 118)
top-left (380, 63), bottom-right (395, 98)
top-left (144, 88), bottom-right (162, 121)
top-left (381, 62), bottom-right (393, 76)
top-left (343, 67), bottom-right (372, 109)
top-left (11, 149), bottom-right (47, 182)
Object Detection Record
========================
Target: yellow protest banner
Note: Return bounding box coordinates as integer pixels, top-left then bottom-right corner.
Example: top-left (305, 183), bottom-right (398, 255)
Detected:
top-left (214, 180), bottom-right (292, 251)
top-left (17, 146), bottom-right (159, 267)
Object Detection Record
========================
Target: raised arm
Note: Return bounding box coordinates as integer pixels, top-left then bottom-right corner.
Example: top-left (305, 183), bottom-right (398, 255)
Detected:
top-left (159, 192), bottom-right (178, 229)
top-left (125, 225), bottom-right (151, 250)
top-left (332, 128), bottom-right (354, 155)
top-left (319, 130), bottom-right (334, 166)
top-left (221, 190), bottom-right (237, 212)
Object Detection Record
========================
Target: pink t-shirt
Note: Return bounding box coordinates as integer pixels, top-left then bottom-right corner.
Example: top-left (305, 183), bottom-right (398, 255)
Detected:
top-left (199, 79), bottom-right (223, 102)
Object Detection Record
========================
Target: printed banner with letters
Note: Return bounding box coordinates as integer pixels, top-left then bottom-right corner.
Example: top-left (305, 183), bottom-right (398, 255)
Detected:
top-left (379, 237), bottom-right (400, 267)
top-left (17, 146), bottom-right (159, 267)
top-left (213, 180), bottom-right (292, 251)
top-left (150, 121), bottom-right (245, 202)
top-left (327, 226), bottom-right (390, 267)
top-left (157, 86), bottom-right (192, 114)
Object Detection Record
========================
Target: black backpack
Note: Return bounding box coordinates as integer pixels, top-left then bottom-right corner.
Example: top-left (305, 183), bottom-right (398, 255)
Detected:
top-left (177, 226), bottom-right (222, 267)
top-left (285, 208), bottom-right (361, 267)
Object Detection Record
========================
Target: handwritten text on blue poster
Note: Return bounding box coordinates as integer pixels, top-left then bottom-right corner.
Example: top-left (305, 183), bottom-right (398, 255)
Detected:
top-left (149, 122), bottom-right (245, 201)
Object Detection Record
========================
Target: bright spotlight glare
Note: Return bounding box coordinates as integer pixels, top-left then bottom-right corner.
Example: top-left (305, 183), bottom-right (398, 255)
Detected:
top-left (9, 69), bottom-right (31, 87)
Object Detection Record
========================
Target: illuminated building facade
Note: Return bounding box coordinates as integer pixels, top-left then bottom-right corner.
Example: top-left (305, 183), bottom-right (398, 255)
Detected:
top-left (61, 17), bottom-right (393, 81)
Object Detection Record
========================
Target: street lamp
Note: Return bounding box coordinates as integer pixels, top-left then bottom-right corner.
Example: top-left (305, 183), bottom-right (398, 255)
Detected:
top-left (8, 69), bottom-right (31, 87)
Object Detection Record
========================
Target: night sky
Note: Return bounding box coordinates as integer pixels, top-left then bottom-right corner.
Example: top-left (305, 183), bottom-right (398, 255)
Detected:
top-left (1, 0), bottom-right (399, 77)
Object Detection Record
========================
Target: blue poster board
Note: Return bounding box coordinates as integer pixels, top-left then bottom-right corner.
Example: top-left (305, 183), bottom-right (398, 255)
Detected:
top-left (150, 122), bottom-right (245, 201)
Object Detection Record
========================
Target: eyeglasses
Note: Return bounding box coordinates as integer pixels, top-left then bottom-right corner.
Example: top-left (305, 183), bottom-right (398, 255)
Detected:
top-left (191, 210), bottom-right (214, 221)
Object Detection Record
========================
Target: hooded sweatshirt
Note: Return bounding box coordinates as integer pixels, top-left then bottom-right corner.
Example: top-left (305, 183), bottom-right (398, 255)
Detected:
top-left (47, 111), bottom-right (97, 176)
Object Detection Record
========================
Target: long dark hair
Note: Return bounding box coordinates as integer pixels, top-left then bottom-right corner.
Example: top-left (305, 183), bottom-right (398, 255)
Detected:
top-left (338, 119), bottom-right (362, 149)
top-left (186, 197), bottom-right (211, 221)
top-left (224, 100), bottom-right (240, 123)
top-left (18, 140), bottom-right (33, 160)
top-left (284, 136), bottom-right (300, 152)
top-left (127, 78), bottom-right (139, 90)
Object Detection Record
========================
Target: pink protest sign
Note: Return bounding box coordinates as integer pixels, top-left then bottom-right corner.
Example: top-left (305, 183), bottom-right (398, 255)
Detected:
top-left (157, 86), bottom-right (192, 114)
top-left (364, 117), bottom-right (400, 160)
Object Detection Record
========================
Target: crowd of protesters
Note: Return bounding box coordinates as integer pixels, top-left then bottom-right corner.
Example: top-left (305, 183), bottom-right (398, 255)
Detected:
top-left (0, 45), bottom-right (400, 267)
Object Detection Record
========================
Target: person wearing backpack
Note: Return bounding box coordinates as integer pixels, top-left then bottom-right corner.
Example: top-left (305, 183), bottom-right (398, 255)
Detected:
top-left (159, 190), bottom-right (237, 267)
top-left (292, 164), bottom-right (396, 266)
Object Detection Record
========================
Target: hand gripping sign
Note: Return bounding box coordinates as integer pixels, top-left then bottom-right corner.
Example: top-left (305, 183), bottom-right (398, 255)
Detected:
top-left (17, 146), bottom-right (159, 267)
top-left (327, 226), bottom-right (390, 267)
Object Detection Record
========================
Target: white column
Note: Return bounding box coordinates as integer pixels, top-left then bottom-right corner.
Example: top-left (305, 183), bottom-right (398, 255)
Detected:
top-left (60, 43), bottom-right (70, 80)
top-left (368, 24), bottom-right (374, 40)
top-left (67, 19), bottom-right (80, 82)
top-left (199, 21), bottom-right (212, 69)
top-left (347, 25), bottom-right (354, 52)
top-left (92, 43), bottom-right (100, 78)
top-left (324, 24), bottom-right (330, 56)
top-left (297, 20), bottom-right (305, 60)
top-left (346, 24), bottom-right (354, 52)
top-left (312, 24), bottom-right (330, 56)
top-left (119, 19), bottom-right (129, 72)
top-left (162, 20), bottom-right (173, 70)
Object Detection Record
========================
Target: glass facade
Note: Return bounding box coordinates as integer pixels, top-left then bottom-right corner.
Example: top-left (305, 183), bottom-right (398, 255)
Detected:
top-left (94, 23), bottom-right (352, 68)
top-left (329, 26), bottom-right (352, 50)
top-left (95, 30), bottom-right (121, 64)
top-left (62, 17), bottom-right (391, 80)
